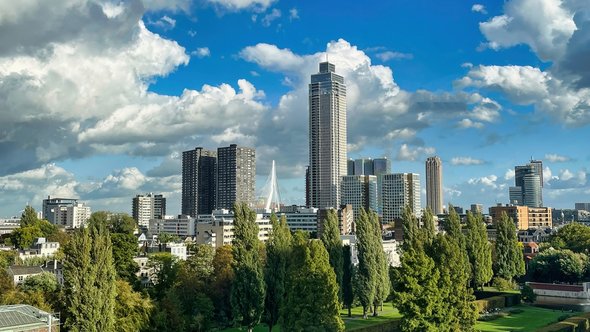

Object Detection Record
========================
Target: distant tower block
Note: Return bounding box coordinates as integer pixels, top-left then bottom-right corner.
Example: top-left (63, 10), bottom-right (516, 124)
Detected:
top-left (260, 160), bottom-right (282, 211)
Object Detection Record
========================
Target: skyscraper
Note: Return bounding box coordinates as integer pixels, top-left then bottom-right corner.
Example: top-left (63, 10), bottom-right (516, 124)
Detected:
top-left (425, 156), bottom-right (443, 215)
top-left (512, 160), bottom-right (543, 207)
top-left (379, 173), bottom-right (421, 223)
top-left (308, 61), bottom-right (347, 209)
top-left (182, 147), bottom-right (217, 217)
top-left (216, 144), bottom-right (256, 210)
top-left (341, 175), bottom-right (378, 220)
top-left (132, 193), bottom-right (166, 228)
top-left (372, 157), bottom-right (391, 176)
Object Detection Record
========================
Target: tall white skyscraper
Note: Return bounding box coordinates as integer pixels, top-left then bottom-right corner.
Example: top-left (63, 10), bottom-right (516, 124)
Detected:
top-left (426, 156), bottom-right (443, 215)
top-left (308, 61), bottom-right (347, 209)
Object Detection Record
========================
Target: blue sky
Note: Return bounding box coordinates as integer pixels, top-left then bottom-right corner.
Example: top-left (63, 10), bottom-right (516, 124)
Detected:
top-left (0, 0), bottom-right (589, 217)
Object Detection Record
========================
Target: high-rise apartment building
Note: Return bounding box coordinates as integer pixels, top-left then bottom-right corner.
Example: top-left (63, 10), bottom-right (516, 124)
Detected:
top-left (42, 197), bottom-right (90, 228)
top-left (341, 175), bottom-right (378, 220)
top-left (216, 144), bottom-right (256, 210)
top-left (512, 160), bottom-right (543, 207)
top-left (308, 61), bottom-right (347, 209)
top-left (379, 173), bottom-right (421, 223)
top-left (372, 158), bottom-right (391, 176)
top-left (425, 156), bottom-right (443, 215)
top-left (575, 203), bottom-right (590, 211)
top-left (132, 193), bottom-right (166, 228)
top-left (182, 147), bottom-right (217, 217)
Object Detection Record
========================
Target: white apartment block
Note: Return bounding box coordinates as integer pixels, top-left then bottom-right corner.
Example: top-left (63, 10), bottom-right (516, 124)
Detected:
top-left (133, 193), bottom-right (166, 228)
top-left (44, 199), bottom-right (91, 229)
top-left (276, 207), bottom-right (319, 233)
top-left (196, 209), bottom-right (272, 248)
top-left (0, 218), bottom-right (20, 235)
top-left (379, 173), bottom-right (421, 223)
top-left (148, 215), bottom-right (196, 237)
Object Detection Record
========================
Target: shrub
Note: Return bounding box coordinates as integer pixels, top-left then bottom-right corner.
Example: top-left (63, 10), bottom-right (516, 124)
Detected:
top-left (474, 295), bottom-right (506, 313)
top-left (492, 277), bottom-right (516, 291)
top-left (521, 284), bottom-right (537, 303)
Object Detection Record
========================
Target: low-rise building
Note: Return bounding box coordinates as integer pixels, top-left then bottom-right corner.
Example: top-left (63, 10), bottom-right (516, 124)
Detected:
top-left (18, 238), bottom-right (59, 260)
top-left (277, 207), bottom-right (319, 233)
top-left (196, 209), bottom-right (272, 248)
top-left (518, 228), bottom-right (553, 243)
top-left (0, 218), bottom-right (20, 235)
top-left (0, 304), bottom-right (59, 332)
top-left (7, 266), bottom-right (44, 285)
top-left (489, 204), bottom-right (553, 230)
top-left (148, 215), bottom-right (196, 237)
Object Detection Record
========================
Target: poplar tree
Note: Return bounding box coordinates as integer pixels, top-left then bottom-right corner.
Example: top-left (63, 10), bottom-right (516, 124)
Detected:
top-left (494, 212), bottom-right (525, 280)
top-left (342, 245), bottom-right (354, 317)
top-left (354, 208), bottom-right (377, 318)
top-left (370, 210), bottom-right (390, 315)
top-left (465, 212), bottom-right (493, 290)
top-left (231, 203), bottom-right (265, 332)
top-left (264, 213), bottom-right (292, 332)
top-left (63, 223), bottom-right (116, 332)
top-left (321, 209), bottom-right (343, 301)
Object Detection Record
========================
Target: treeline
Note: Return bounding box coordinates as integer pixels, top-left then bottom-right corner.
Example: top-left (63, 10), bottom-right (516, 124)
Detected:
top-left (391, 206), bottom-right (525, 331)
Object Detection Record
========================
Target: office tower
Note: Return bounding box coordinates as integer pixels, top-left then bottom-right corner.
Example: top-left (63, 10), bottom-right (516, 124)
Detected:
top-left (217, 144), bottom-right (256, 210)
top-left (575, 203), bottom-right (590, 211)
top-left (512, 160), bottom-right (543, 207)
top-left (308, 61), bottom-right (347, 209)
top-left (425, 156), bottom-right (443, 215)
top-left (372, 157), bottom-right (391, 176)
top-left (182, 147), bottom-right (217, 217)
top-left (43, 197), bottom-right (77, 223)
top-left (347, 159), bottom-right (355, 175)
top-left (305, 166), bottom-right (311, 208)
top-left (380, 173), bottom-right (421, 223)
top-left (341, 175), bottom-right (378, 220)
top-left (133, 193), bottom-right (166, 228)
top-left (470, 204), bottom-right (483, 214)
top-left (509, 186), bottom-right (523, 205)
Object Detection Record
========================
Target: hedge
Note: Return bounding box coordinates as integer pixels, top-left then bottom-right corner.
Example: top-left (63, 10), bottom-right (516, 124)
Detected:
top-left (351, 320), bottom-right (400, 332)
top-left (474, 293), bottom-right (521, 313)
top-left (536, 313), bottom-right (590, 332)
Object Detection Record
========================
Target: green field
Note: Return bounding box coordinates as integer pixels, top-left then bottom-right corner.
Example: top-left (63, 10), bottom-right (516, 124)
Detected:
top-left (222, 305), bottom-right (401, 331)
top-left (475, 305), bottom-right (574, 332)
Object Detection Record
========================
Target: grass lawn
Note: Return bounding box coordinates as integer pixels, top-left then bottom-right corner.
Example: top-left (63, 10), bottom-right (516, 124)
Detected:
top-left (222, 305), bottom-right (401, 331)
top-left (475, 305), bottom-right (575, 332)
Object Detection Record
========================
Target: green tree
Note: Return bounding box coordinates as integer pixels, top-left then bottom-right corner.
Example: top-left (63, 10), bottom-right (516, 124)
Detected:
top-left (493, 212), bottom-right (525, 280)
top-left (465, 212), bottom-right (493, 290)
top-left (114, 279), bottom-right (153, 332)
top-left (521, 284), bottom-right (537, 303)
top-left (62, 224), bottom-right (116, 332)
top-left (342, 245), bottom-right (354, 317)
top-left (264, 213), bottom-right (292, 332)
top-left (20, 205), bottom-right (39, 227)
top-left (354, 208), bottom-right (377, 318)
top-left (550, 223), bottom-right (590, 253)
top-left (422, 207), bottom-right (436, 240)
top-left (211, 245), bottom-right (234, 327)
top-left (21, 271), bottom-right (58, 294)
top-left (88, 212), bottom-right (139, 285)
top-left (0, 250), bottom-right (16, 269)
top-left (10, 226), bottom-right (43, 249)
top-left (370, 210), bottom-right (390, 315)
top-left (320, 209), bottom-right (344, 302)
top-left (231, 203), bottom-right (265, 332)
top-left (148, 252), bottom-right (179, 300)
top-left (282, 238), bottom-right (344, 332)
top-left (529, 249), bottom-right (588, 283)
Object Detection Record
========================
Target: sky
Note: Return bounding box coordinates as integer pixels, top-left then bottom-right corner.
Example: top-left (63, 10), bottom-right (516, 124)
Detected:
top-left (0, 0), bottom-right (589, 217)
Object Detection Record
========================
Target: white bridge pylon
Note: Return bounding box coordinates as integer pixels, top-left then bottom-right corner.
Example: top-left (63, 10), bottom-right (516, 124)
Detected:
top-left (261, 160), bottom-right (282, 211)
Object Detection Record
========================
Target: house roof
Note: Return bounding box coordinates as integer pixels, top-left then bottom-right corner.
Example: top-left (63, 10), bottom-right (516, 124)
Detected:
top-left (0, 305), bottom-right (49, 329)
top-left (7, 265), bottom-right (44, 276)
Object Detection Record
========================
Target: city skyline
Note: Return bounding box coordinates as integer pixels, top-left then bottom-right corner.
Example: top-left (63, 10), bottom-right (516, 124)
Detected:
top-left (0, 1), bottom-right (590, 216)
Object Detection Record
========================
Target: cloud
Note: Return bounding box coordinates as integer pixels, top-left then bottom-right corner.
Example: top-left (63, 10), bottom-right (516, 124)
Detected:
top-left (375, 51), bottom-right (413, 61)
top-left (545, 153), bottom-right (571, 162)
top-left (206, 0), bottom-right (276, 12)
top-left (149, 15), bottom-right (176, 30)
top-left (289, 8), bottom-right (299, 20)
top-left (545, 167), bottom-right (588, 189)
top-left (451, 157), bottom-right (486, 165)
top-left (261, 8), bottom-right (281, 27)
top-left (457, 118), bottom-right (484, 129)
top-left (504, 169), bottom-right (515, 180)
top-left (395, 144), bottom-right (436, 161)
top-left (191, 47), bottom-right (211, 58)
top-left (468, 174), bottom-right (500, 189)
top-left (472, 4), bottom-right (487, 14)
top-left (479, 0), bottom-right (576, 61)
top-left (141, 0), bottom-right (192, 13)
top-left (187, 30), bottom-right (197, 37)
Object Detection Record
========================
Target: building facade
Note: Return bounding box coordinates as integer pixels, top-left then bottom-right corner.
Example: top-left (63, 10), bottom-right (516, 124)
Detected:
top-left (148, 215), bottom-right (196, 237)
top-left (341, 175), bottom-right (378, 220)
top-left (132, 193), bottom-right (166, 228)
top-left (512, 160), bottom-right (543, 207)
top-left (308, 61), bottom-right (347, 209)
top-left (196, 209), bottom-right (272, 248)
top-left (42, 197), bottom-right (90, 229)
top-left (425, 156), bottom-right (443, 215)
top-left (346, 157), bottom-right (391, 176)
top-left (380, 173), bottom-right (421, 223)
top-left (216, 144), bottom-right (256, 210)
top-left (182, 147), bottom-right (217, 217)
top-left (277, 206), bottom-right (319, 233)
